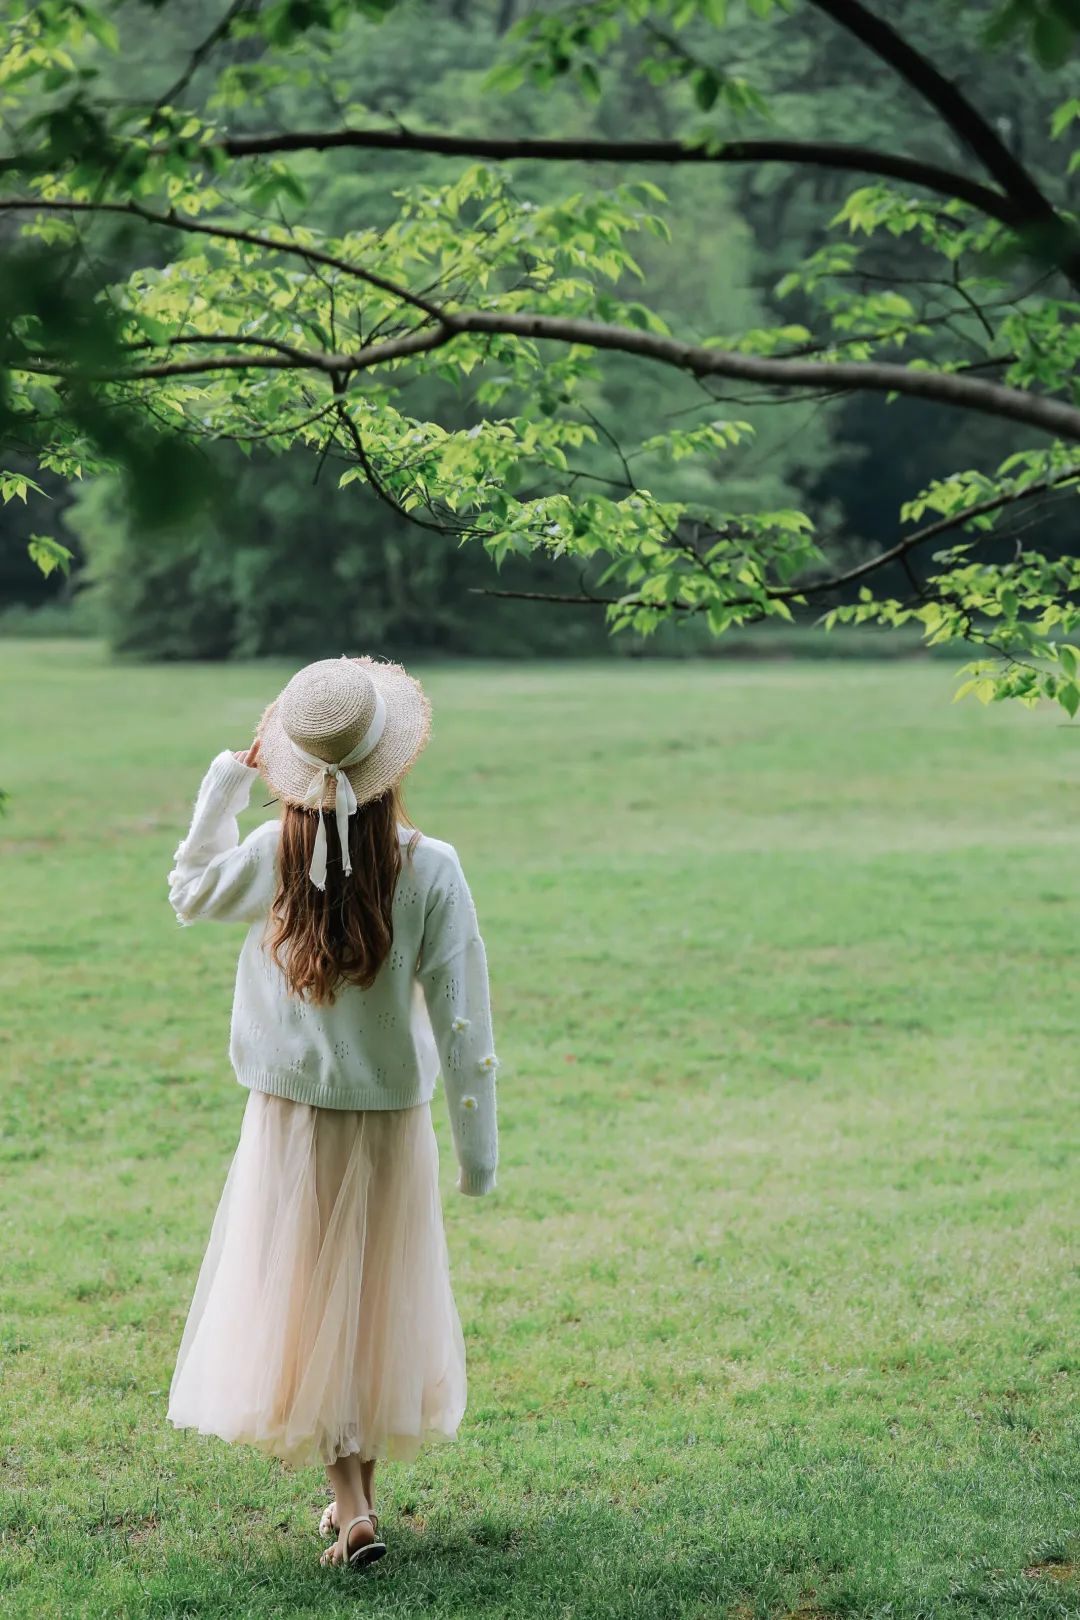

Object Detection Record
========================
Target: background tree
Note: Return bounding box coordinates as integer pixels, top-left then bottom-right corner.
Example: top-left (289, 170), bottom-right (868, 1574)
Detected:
top-left (3, 0), bottom-right (1080, 705)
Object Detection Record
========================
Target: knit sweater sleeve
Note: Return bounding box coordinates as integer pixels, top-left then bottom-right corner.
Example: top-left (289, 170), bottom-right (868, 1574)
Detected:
top-left (417, 848), bottom-right (500, 1197)
top-left (168, 752), bottom-right (278, 926)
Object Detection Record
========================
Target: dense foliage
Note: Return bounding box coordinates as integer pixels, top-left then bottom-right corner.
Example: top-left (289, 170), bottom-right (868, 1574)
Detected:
top-left (4, 0), bottom-right (1080, 699)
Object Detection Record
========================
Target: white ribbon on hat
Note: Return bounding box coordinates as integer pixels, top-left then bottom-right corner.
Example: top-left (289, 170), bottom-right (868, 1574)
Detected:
top-left (289, 689), bottom-right (387, 890)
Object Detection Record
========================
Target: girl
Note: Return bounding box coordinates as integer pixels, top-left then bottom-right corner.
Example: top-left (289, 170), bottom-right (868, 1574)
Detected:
top-left (165, 654), bottom-right (499, 1572)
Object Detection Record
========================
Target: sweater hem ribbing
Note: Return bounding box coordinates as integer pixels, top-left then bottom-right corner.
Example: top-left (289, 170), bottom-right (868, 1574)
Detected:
top-left (235, 1067), bottom-right (437, 1112)
top-left (458, 1166), bottom-right (497, 1196)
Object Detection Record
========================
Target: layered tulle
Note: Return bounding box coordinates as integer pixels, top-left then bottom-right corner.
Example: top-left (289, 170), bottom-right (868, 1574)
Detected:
top-left (167, 1090), bottom-right (467, 1469)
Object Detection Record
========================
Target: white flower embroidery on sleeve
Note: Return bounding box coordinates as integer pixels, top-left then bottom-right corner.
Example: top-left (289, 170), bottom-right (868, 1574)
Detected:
top-left (451, 1016), bottom-right (471, 1033)
top-left (462, 1095), bottom-right (478, 1111)
top-left (478, 1054), bottom-right (499, 1073)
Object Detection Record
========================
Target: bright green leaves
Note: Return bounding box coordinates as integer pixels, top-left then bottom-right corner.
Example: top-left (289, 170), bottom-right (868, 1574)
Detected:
top-left (1050, 95), bottom-right (1080, 136)
top-left (829, 542), bottom-right (1080, 718)
top-left (0, 1), bottom-right (115, 97)
top-left (578, 502), bottom-right (820, 639)
top-left (900, 470), bottom-right (1003, 529)
top-left (1, 476), bottom-right (73, 581)
top-left (774, 184), bottom-right (1049, 380)
top-left (841, 446), bottom-right (1080, 718)
top-left (999, 301), bottom-right (1080, 394)
top-left (955, 645), bottom-right (1080, 716)
top-left (829, 187), bottom-right (1006, 265)
top-left (27, 534), bottom-right (73, 578)
top-left (637, 418), bottom-right (753, 460)
top-left (0, 471), bottom-right (46, 505)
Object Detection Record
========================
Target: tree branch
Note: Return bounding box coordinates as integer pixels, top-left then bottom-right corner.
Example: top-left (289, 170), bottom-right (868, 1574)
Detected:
top-left (16, 309), bottom-right (1080, 442)
top-left (155, 0), bottom-right (253, 111)
top-left (0, 196), bottom-right (446, 321)
top-left (330, 380), bottom-right (457, 535)
top-left (2, 190), bottom-right (1073, 438)
top-left (806, 0), bottom-right (1078, 279)
top-left (11, 323), bottom-right (449, 380)
top-left (447, 313), bottom-right (1080, 442)
top-left (772, 463), bottom-right (1080, 603)
top-left (468, 585), bottom-right (628, 607)
top-left (471, 465), bottom-right (1080, 612)
top-left (214, 126), bottom-right (1022, 226)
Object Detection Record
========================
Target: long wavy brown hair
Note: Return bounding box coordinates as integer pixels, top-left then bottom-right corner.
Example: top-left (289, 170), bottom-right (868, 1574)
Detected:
top-left (265, 784), bottom-right (421, 1005)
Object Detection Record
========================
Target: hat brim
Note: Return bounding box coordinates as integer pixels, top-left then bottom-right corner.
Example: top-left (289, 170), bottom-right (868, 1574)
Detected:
top-left (256, 656), bottom-right (432, 810)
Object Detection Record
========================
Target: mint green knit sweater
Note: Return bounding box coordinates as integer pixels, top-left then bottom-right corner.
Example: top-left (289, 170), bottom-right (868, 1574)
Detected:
top-left (168, 751), bottom-right (499, 1196)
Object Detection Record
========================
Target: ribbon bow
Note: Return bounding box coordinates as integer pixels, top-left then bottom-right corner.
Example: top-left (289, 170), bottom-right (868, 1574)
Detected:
top-left (289, 689), bottom-right (386, 890)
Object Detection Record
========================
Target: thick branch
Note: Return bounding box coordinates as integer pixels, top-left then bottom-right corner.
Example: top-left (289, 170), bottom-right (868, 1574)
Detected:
top-left (216, 128), bottom-right (1020, 225)
top-left (3, 190), bottom-right (1073, 439)
top-left (16, 309), bottom-right (1080, 442)
top-left (453, 314), bottom-right (1080, 442)
top-left (807, 0), bottom-right (1077, 279)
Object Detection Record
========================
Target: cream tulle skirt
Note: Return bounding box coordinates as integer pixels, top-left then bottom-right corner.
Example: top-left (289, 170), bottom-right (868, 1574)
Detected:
top-left (167, 1089), bottom-right (467, 1469)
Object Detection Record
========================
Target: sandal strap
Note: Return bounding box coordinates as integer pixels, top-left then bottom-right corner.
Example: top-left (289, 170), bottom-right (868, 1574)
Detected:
top-left (343, 1512), bottom-right (377, 1537)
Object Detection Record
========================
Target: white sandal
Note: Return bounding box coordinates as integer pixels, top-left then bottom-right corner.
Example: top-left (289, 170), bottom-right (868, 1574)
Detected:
top-left (319, 1510), bottom-right (386, 1569)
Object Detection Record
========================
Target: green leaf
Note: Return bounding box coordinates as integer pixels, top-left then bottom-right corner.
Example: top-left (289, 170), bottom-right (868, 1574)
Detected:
top-left (983, 0), bottom-right (1029, 47)
top-left (1033, 10), bottom-right (1073, 66)
top-left (693, 69), bottom-right (721, 111)
top-left (578, 62), bottom-right (602, 100)
top-left (28, 535), bottom-right (74, 579)
top-left (82, 6), bottom-right (120, 50)
top-left (1050, 96), bottom-right (1080, 136)
top-left (132, 313), bottom-right (174, 346)
top-left (482, 58), bottom-right (525, 94)
top-left (1, 471), bottom-right (46, 504)
top-left (245, 167), bottom-right (309, 210)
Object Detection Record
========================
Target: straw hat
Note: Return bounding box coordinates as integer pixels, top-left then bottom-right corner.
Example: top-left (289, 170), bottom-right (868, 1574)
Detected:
top-left (256, 655), bottom-right (431, 887)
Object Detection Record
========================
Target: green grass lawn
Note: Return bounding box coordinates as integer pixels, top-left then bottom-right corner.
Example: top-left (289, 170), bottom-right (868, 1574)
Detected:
top-left (1, 639), bottom-right (1078, 1620)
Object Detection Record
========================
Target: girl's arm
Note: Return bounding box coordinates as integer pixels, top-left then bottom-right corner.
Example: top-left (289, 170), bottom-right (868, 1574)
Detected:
top-left (418, 849), bottom-right (500, 1196)
top-left (168, 747), bottom-right (278, 926)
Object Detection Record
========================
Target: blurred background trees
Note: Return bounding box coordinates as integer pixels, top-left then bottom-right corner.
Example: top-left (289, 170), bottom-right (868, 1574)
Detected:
top-left (2, 0), bottom-right (1078, 663)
